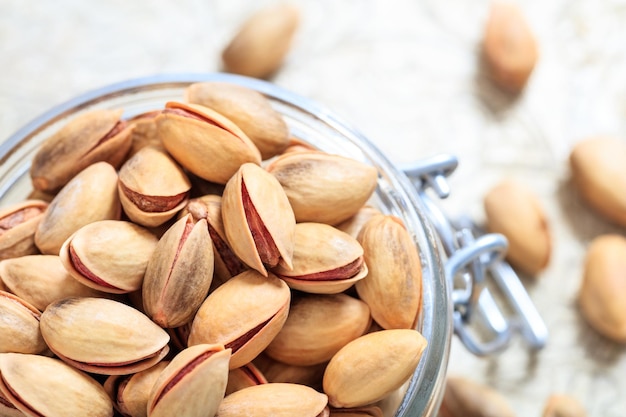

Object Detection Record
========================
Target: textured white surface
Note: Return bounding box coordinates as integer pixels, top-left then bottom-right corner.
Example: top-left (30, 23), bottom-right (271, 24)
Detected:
top-left (2, 0), bottom-right (626, 415)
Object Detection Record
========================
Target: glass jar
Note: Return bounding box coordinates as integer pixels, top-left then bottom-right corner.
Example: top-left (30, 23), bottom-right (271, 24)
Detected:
top-left (0, 73), bottom-right (451, 417)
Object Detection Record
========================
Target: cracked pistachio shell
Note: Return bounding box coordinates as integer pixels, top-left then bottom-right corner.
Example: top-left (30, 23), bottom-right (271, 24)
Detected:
top-left (272, 222), bottom-right (367, 294)
top-left (267, 151), bottom-right (378, 225)
top-left (104, 361), bottom-right (169, 417)
top-left (439, 376), bottom-right (516, 417)
top-left (118, 147), bottom-right (191, 227)
top-left (0, 291), bottom-right (46, 354)
top-left (142, 214), bottom-right (214, 328)
top-left (31, 109), bottom-right (133, 193)
top-left (0, 353), bottom-right (113, 417)
top-left (185, 82), bottom-right (289, 159)
top-left (323, 329), bottom-right (427, 409)
top-left (0, 200), bottom-right (48, 261)
top-left (157, 101), bottom-right (261, 184)
top-left (34, 162), bottom-right (121, 255)
top-left (542, 394), bottom-right (587, 417)
top-left (216, 383), bottom-right (328, 417)
top-left (59, 220), bottom-right (157, 294)
top-left (226, 362), bottom-right (267, 396)
top-left (329, 406), bottom-right (383, 417)
top-left (222, 163), bottom-right (295, 276)
top-left (265, 293), bottom-right (371, 366)
top-left (356, 215), bottom-right (422, 330)
top-left (253, 353), bottom-right (327, 390)
top-left (188, 270), bottom-right (290, 369)
top-left (0, 255), bottom-right (106, 311)
top-left (40, 297), bottom-right (170, 375)
top-left (147, 344), bottom-right (230, 417)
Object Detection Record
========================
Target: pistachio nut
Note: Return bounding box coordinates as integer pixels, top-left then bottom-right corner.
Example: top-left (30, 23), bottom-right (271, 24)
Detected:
top-left (335, 206), bottom-right (383, 239)
top-left (0, 255), bottom-right (106, 311)
top-left (226, 362), bottom-right (268, 396)
top-left (40, 297), bottom-right (170, 375)
top-left (578, 234), bottom-right (626, 342)
top-left (181, 195), bottom-right (247, 285)
top-left (439, 376), bottom-right (516, 417)
top-left (0, 291), bottom-right (46, 354)
top-left (272, 222), bottom-right (367, 294)
top-left (0, 390), bottom-right (24, 417)
top-left (0, 200), bottom-right (48, 261)
top-left (221, 4), bottom-right (300, 79)
top-left (253, 353), bottom-right (326, 390)
top-left (222, 163), bottom-right (295, 276)
top-left (265, 293), bottom-right (371, 366)
top-left (482, 1), bottom-right (538, 93)
top-left (30, 109), bottom-right (133, 193)
top-left (188, 270), bottom-right (290, 369)
top-left (569, 136), bottom-right (626, 227)
top-left (142, 214), bottom-right (214, 328)
top-left (266, 151), bottom-right (378, 225)
top-left (147, 344), bottom-right (231, 417)
top-left (323, 329), bottom-right (427, 408)
top-left (216, 383), bottom-right (328, 417)
top-left (34, 162), bottom-right (121, 255)
top-left (355, 215), bottom-right (422, 329)
top-left (157, 101), bottom-right (261, 184)
top-left (542, 394), bottom-right (587, 417)
top-left (126, 110), bottom-right (164, 158)
top-left (118, 146), bottom-right (191, 227)
top-left (59, 220), bottom-right (158, 294)
top-left (185, 82), bottom-right (290, 159)
top-left (0, 353), bottom-right (113, 417)
top-left (329, 406), bottom-right (383, 417)
top-left (104, 361), bottom-right (169, 417)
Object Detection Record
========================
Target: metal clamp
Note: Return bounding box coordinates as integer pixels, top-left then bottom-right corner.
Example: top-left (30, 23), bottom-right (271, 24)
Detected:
top-left (402, 155), bottom-right (548, 356)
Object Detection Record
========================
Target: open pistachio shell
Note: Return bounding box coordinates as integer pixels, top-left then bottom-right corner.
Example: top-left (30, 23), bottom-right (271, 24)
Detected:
top-left (272, 223), bottom-right (367, 294)
top-left (188, 270), bottom-right (290, 369)
top-left (265, 293), bottom-right (371, 366)
top-left (59, 220), bottom-right (158, 294)
top-left (0, 255), bottom-right (106, 311)
top-left (216, 383), bottom-right (328, 417)
top-left (323, 329), bottom-right (427, 408)
top-left (142, 214), bottom-right (214, 328)
top-left (0, 291), bottom-right (46, 354)
top-left (0, 200), bottom-right (48, 261)
top-left (40, 297), bottom-right (170, 375)
top-left (0, 353), bottom-right (113, 417)
top-left (147, 344), bottom-right (231, 417)
top-left (118, 147), bottom-right (191, 227)
top-left (266, 151), bottom-right (378, 225)
top-left (34, 162), bottom-right (121, 255)
top-left (222, 163), bottom-right (295, 276)
top-left (226, 362), bottom-right (268, 396)
top-left (157, 101), bottom-right (261, 184)
top-left (126, 110), bottom-right (164, 158)
top-left (356, 215), bottom-right (422, 330)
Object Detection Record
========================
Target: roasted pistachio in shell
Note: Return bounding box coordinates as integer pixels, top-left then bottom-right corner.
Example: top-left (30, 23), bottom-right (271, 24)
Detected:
top-left (185, 82), bottom-right (289, 159)
top-left (222, 163), bottom-right (295, 276)
top-left (336, 206), bottom-right (383, 239)
top-left (30, 108), bottom-right (133, 193)
top-left (265, 293), bottom-right (371, 366)
top-left (60, 220), bottom-right (158, 294)
top-left (0, 255), bottom-right (105, 311)
top-left (142, 214), bottom-right (214, 328)
top-left (104, 361), bottom-right (169, 417)
top-left (267, 151), bottom-right (378, 225)
top-left (34, 162), bottom-right (121, 255)
top-left (272, 222), bottom-right (367, 294)
top-left (0, 353), bottom-right (113, 417)
top-left (253, 353), bottom-right (326, 390)
top-left (0, 291), bottom-right (46, 354)
top-left (40, 297), bottom-right (170, 375)
top-left (157, 101), bottom-right (261, 184)
top-left (188, 270), bottom-right (290, 369)
top-left (147, 344), bottom-right (231, 417)
top-left (216, 383), bottom-right (328, 417)
top-left (126, 110), bottom-right (164, 158)
top-left (356, 215), bottom-right (422, 330)
top-left (323, 329), bottom-right (427, 408)
top-left (439, 376), bottom-right (516, 417)
top-left (0, 200), bottom-right (48, 261)
top-left (226, 362), bottom-right (268, 396)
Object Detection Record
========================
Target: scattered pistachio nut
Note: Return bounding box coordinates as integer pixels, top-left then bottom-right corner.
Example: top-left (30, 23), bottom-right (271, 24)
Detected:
top-left (483, 179), bottom-right (551, 276)
top-left (439, 376), bottom-right (516, 417)
top-left (542, 394), bottom-right (587, 417)
top-left (0, 200), bottom-right (48, 261)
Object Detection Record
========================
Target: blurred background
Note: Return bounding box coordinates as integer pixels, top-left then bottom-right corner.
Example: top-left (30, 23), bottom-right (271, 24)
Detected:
top-left (2, 0), bottom-right (626, 415)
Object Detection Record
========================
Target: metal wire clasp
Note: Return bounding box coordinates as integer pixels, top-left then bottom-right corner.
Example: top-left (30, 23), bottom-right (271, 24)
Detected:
top-left (402, 155), bottom-right (548, 356)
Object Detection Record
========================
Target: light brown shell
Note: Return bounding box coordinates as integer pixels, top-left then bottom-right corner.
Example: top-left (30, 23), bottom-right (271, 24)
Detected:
top-left (0, 291), bottom-right (46, 354)
top-left (0, 200), bottom-right (48, 261)
top-left (226, 362), bottom-right (268, 396)
top-left (188, 270), bottom-right (290, 369)
top-left (439, 376), bottom-right (516, 417)
top-left (335, 206), bottom-right (383, 239)
top-left (0, 390), bottom-right (25, 417)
